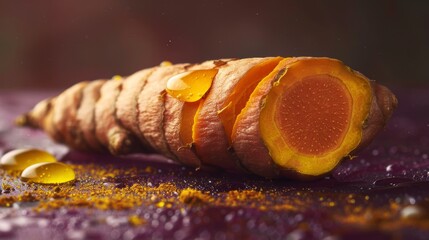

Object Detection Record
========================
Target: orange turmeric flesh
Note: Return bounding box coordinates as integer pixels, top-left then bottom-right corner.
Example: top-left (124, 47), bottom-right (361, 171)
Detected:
top-left (259, 58), bottom-right (373, 176)
top-left (180, 101), bottom-right (200, 145)
top-left (276, 74), bottom-right (352, 156)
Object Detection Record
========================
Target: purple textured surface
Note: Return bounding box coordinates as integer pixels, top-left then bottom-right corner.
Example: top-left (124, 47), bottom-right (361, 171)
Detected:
top-left (0, 88), bottom-right (428, 240)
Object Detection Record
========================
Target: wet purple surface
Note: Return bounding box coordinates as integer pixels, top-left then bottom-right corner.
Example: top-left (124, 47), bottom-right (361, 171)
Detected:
top-left (0, 88), bottom-right (429, 240)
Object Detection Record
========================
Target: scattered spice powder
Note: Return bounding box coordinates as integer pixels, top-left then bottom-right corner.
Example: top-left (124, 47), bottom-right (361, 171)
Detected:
top-left (128, 214), bottom-right (146, 226)
top-left (0, 196), bottom-right (15, 207)
top-left (0, 161), bottom-right (428, 233)
top-left (179, 188), bottom-right (214, 205)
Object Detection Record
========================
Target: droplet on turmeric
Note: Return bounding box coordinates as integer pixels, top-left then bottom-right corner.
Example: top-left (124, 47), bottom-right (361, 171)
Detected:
top-left (166, 69), bottom-right (218, 102)
top-left (21, 162), bottom-right (75, 184)
top-left (160, 61), bottom-right (173, 67)
top-left (112, 75), bottom-right (123, 81)
top-left (0, 149), bottom-right (57, 171)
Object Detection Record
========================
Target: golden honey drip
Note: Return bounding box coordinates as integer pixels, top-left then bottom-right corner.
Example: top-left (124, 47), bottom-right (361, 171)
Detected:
top-left (112, 75), bottom-right (123, 81)
top-left (160, 61), bottom-right (173, 67)
top-left (21, 162), bottom-right (76, 184)
top-left (0, 149), bottom-right (57, 171)
top-left (166, 69), bottom-right (218, 102)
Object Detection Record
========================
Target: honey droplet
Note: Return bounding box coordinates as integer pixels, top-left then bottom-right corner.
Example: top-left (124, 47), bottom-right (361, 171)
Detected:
top-left (21, 162), bottom-right (75, 184)
top-left (112, 75), bottom-right (123, 81)
top-left (166, 69), bottom-right (218, 102)
top-left (0, 149), bottom-right (57, 171)
top-left (160, 61), bottom-right (173, 67)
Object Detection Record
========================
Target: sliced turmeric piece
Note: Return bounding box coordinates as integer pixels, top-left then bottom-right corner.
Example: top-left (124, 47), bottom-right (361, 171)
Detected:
top-left (164, 59), bottom-right (231, 167)
top-left (261, 58), bottom-right (371, 176)
top-left (164, 98), bottom-right (201, 167)
top-left (192, 58), bottom-right (281, 171)
top-left (233, 57), bottom-right (397, 178)
top-left (18, 57), bottom-right (397, 179)
top-left (138, 63), bottom-right (191, 160)
top-left (218, 57), bottom-right (282, 144)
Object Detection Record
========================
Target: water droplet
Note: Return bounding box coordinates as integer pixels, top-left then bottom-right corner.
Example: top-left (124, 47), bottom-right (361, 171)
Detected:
top-left (373, 177), bottom-right (414, 187)
top-left (401, 205), bottom-right (426, 219)
top-left (225, 213), bottom-right (234, 222)
top-left (160, 61), bottom-right (173, 67)
top-left (106, 216), bottom-right (128, 227)
top-left (407, 197), bottom-right (416, 205)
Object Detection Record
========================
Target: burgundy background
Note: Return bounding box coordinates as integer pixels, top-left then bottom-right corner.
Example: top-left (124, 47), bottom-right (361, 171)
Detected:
top-left (0, 0), bottom-right (428, 90)
top-left (1, 2), bottom-right (429, 239)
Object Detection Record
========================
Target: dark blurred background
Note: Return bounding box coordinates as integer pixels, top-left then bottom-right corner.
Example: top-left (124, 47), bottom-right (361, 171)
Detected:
top-left (0, 0), bottom-right (428, 90)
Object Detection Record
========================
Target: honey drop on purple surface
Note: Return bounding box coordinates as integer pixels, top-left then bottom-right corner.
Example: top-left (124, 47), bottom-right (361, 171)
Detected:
top-left (0, 148), bottom-right (57, 171)
top-left (21, 162), bottom-right (75, 184)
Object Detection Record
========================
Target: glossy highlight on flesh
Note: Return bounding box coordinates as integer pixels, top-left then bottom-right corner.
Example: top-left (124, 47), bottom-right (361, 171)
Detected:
top-left (276, 74), bottom-right (352, 156)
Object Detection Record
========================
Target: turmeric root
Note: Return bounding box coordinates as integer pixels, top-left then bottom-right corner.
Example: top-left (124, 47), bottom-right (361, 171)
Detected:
top-left (18, 57), bottom-right (397, 179)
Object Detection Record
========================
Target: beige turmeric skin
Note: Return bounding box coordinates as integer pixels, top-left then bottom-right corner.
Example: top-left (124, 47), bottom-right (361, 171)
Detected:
top-left (18, 57), bottom-right (397, 179)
